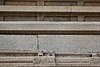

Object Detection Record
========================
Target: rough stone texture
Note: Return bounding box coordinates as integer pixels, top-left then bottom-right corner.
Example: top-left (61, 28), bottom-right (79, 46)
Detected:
top-left (0, 35), bottom-right (100, 53)
top-left (39, 35), bottom-right (100, 53)
top-left (0, 35), bottom-right (37, 51)
top-left (0, 21), bottom-right (100, 31)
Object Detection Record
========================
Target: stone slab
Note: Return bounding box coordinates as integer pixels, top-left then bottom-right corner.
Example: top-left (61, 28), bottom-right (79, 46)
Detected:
top-left (39, 35), bottom-right (100, 53)
top-left (0, 35), bottom-right (38, 51)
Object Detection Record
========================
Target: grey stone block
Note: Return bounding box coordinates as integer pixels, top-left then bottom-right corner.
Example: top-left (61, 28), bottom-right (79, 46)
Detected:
top-left (0, 35), bottom-right (37, 51)
top-left (39, 35), bottom-right (100, 53)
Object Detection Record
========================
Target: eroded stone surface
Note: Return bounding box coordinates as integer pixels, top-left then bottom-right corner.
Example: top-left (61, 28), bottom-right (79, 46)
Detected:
top-left (39, 35), bottom-right (100, 53)
top-left (0, 35), bottom-right (37, 51)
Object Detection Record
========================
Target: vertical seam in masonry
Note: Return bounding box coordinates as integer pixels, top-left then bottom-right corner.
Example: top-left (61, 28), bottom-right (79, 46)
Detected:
top-left (3, 0), bottom-right (5, 5)
top-left (37, 35), bottom-right (39, 52)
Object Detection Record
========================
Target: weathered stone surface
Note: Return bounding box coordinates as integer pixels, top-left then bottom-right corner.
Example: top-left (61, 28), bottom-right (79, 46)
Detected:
top-left (0, 35), bottom-right (37, 51)
top-left (0, 21), bottom-right (100, 31)
top-left (0, 35), bottom-right (100, 53)
top-left (39, 35), bottom-right (100, 53)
